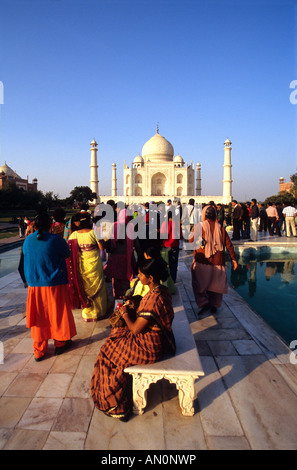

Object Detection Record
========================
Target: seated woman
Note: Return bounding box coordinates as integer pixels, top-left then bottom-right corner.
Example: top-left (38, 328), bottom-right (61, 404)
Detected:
top-left (67, 212), bottom-right (111, 322)
top-left (150, 245), bottom-right (176, 295)
top-left (90, 256), bottom-right (176, 422)
top-left (123, 245), bottom-right (163, 300)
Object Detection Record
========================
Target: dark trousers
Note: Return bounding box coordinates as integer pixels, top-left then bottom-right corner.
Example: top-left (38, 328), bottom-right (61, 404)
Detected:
top-left (232, 219), bottom-right (241, 240)
top-left (259, 217), bottom-right (268, 231)
top-left (267, 217), bottom-right (276, 235)
top-left (267, 217), bottom-right (280, 236)
top-left (168, 246), bottom-right (179, 283)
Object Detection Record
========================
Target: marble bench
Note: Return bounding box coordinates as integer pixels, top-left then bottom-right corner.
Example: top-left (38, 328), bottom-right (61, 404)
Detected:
top-left (124, 292), bottom-right (205, 417)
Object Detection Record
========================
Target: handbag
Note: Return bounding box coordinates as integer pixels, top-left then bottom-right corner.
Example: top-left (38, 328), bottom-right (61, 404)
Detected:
top-left (201, 238), bottom-right (207, 249)
top-left (109, 304), bottom-right (137, 328)
top-left (109, 306), bottom-right (127, 328)
top-left (108, 294), bottom-right (142, 328)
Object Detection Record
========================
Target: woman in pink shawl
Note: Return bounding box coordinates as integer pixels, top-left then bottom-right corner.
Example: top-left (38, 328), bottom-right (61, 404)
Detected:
top-left (189, 206), bottom-right (238, 314)
top-left (101, 208), bottom-right (135, 299)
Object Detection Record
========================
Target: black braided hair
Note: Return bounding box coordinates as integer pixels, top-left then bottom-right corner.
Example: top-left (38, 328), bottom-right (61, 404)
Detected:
top-left (35, 212), bottom-right (51, 240)
top-left (138, 257), bottom-right (169, 283)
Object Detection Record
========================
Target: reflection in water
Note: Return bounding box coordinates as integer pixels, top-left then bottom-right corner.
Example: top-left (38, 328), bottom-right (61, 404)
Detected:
top-left (227, 255), bottom-right (297, 345)
top-left (230, 261), bottom-right (258, 297)
top-left (230, 259), bottom-right (295, 295)
top-left (0, 246), bottom-right (22, 278)
top-left (281, 260), bottom-right (295, 284)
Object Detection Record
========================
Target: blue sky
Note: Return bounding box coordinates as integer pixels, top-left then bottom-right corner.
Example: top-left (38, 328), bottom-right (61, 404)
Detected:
top-left (0, 0), bottom-right (296, 201)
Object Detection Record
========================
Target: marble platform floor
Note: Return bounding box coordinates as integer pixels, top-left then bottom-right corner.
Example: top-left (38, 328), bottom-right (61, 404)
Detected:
top-left (1, 245), bottom-right (297, 451)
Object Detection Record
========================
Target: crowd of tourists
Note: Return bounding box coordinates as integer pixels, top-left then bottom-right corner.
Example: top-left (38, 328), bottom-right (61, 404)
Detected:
top-left (18, 198), bottom-right (239, 421)
top-left (230, 199), bottom-right (297, 242)
top-left (15, 196), bottom-right (297, 420)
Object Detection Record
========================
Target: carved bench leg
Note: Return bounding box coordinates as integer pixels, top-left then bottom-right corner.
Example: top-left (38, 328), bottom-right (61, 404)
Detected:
top-left (178, 377), bottom-right (196, 417)
top-left (130, 373), bottom-right (150, 415)
top-left (166, 374), bottom-right (198, 417)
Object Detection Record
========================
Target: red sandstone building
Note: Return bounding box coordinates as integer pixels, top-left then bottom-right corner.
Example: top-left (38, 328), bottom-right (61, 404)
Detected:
top-left (279, 176), bottom-right (293, 193)
top-left (0, 161), bottom-right (38, 191)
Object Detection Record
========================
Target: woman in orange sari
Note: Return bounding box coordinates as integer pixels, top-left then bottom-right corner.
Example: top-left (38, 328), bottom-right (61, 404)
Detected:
top-left (23, 212), bottom-right (76, 361)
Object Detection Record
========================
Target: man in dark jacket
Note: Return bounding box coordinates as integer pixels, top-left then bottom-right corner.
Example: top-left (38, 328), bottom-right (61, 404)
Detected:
top-left (216, 203), bottom-right (225, 226)
top-left (232, 200), bottom-right (243, 240)
top-left (259, 204), bottom-right (268, 232)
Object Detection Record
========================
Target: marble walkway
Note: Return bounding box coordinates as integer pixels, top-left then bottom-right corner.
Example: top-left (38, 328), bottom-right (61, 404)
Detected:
top-left (1, 234), bottom-right (297, 451)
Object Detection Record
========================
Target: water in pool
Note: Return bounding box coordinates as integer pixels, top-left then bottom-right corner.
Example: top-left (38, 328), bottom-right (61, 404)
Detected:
top-left (226, 254), bottom-right (297, 346)
top-left (0, 246), bottom-right (22, 279)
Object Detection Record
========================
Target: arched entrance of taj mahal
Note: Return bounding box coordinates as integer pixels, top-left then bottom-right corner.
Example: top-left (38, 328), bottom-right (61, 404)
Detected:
top-left (151, 172), bottom-right (167, 196)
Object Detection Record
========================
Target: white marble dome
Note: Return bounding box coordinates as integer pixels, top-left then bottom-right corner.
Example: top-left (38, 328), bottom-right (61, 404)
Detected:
top-left (142, 132), bottom-right (174, 162)
top-left (0, 161), bottom-right (21, 178)
top-left (133, 154), bottom-right (144, 164)
top-left (174, 154), bottom-right (184, 164)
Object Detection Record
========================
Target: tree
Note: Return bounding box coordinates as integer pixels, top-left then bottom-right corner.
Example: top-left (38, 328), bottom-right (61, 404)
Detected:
top-left (69, 186), bottom-right (96, 204)
top-left (290, 172), bottom-right (297, 198)
top-left (0, 181), bottom-right (44, 210)
top-left (264, 191), bottom-right (297, 206)
top-left (42, 191), bottom-right (60, 210)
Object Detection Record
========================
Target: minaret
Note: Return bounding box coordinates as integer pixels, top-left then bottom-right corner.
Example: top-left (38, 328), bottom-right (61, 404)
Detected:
top-left (196, 162), bottom-right (201, 195)
top-left (112, 162), bottom-right (117, 196)
top-left (223, 138), bottom-right (232, 199)
top-left (90, 139), bottom-right (99, 202)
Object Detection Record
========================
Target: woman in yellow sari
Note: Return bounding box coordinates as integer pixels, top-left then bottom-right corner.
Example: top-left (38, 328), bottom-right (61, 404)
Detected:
top-left (67, 212), bottom-right (111, 322)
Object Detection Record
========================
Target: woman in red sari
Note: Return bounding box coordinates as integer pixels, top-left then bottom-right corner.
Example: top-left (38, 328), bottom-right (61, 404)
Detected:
top-left (90, 256), bottom-right (176, 421)
top-left (99, 208), bottom-right (135, 299)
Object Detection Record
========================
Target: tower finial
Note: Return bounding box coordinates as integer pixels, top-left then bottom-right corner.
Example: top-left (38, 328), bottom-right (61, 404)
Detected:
top-left (157, 122), bottom-right (159, 134)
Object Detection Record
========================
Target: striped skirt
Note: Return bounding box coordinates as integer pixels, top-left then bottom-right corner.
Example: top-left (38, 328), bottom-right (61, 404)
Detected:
top-left (90, 326), bottom-right (162, 419)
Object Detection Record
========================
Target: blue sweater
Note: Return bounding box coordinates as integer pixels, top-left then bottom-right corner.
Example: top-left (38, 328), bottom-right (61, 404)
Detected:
top-left (23, 231), bottom-right (70, 287)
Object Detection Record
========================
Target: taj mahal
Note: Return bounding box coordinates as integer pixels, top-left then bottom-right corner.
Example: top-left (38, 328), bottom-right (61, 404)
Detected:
top-left (89, 127), bottom-right (233, 205)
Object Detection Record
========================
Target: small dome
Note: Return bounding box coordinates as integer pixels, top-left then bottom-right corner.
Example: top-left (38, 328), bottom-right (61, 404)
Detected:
top-left (174, 154), bottom-right (184, 163)
top-left (90, 139), bottom-right (98, 147)
top-left (133, 154), bottom-right (144, 164)
top-left (142, 132), bottom-right (174, 162)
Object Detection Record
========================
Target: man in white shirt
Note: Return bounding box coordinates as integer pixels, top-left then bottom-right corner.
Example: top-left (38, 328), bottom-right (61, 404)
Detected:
top-left (282, 204), bottom-right (297, 237)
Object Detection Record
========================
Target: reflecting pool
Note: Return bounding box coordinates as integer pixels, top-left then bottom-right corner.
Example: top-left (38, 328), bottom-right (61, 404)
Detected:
top-left (226, 253), bottom-right (297, 346)
top-left (0, 246), bottom-right (22, 279)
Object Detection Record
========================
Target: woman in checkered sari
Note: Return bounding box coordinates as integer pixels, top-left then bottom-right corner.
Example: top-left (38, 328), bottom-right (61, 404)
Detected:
top-left (90, 257), bottom-right (176, 421)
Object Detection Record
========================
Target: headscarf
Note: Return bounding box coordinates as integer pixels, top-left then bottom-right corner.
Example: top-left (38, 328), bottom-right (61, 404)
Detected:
top-left (202, 220), bottom-right (224, 258)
